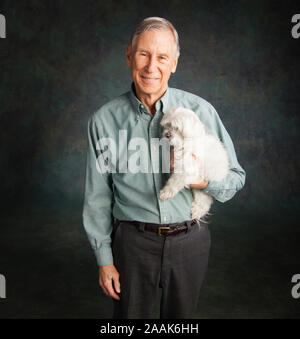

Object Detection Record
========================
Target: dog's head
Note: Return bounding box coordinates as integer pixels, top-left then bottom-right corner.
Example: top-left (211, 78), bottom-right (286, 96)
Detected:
top-left (161, 107), bottom-right (205, 146)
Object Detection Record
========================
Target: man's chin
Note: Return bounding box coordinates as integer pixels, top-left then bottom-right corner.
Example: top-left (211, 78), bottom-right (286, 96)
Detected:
top-left (138, 81), bottom-right (162, 93)
top-left (137, 83), bottom-right (161, 94)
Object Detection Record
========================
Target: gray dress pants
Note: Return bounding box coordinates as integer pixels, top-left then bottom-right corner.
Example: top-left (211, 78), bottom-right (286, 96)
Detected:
top-left (111, 219), bottom-right (211, 319)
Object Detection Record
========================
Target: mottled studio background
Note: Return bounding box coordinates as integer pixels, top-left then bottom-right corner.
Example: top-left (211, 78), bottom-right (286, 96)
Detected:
top-left (0, 0), bottom-right (300, 318)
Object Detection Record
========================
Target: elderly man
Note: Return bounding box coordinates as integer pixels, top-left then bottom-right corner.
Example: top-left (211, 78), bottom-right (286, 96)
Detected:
top-left (82, 17), bottom-right (246, 319)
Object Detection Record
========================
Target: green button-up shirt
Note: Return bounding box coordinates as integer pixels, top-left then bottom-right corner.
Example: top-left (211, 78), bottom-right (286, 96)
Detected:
top-left (82, 82), bottom-right (246, 266)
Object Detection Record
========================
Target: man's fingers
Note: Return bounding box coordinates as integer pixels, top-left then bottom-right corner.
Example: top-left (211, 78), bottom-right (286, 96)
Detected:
top-left (98, 265), bottom-right (121, 300)
top-left (113, 276), bottom-right (121, 294)
top-left (106, 280), bottom-right (120, 300)
top-left (192, 153), bottom-right (202, 167)
top-left (170, 148), bottom-right (174, 171)
top-left (99, 278), bottom-right (109, 296)
top-left (99, 279), bottom-right (120, 300)
top-left (102, 285), bottom-right (110, 297)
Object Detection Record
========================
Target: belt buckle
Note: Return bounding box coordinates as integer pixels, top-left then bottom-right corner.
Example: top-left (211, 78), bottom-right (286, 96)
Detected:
top-left (158, 226), bottom-right (170, 236)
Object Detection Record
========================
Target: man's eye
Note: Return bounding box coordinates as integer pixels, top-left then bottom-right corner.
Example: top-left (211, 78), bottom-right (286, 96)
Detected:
top-left (159, 56), bottom-right (166, 60)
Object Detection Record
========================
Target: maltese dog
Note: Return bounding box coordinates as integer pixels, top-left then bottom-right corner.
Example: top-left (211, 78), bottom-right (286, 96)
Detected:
top-left (159, 107), bottom-right (230, 222)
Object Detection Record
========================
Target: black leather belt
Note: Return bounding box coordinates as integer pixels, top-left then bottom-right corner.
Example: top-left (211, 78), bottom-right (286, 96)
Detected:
top-left (117, 219), bottom-right (198, 236)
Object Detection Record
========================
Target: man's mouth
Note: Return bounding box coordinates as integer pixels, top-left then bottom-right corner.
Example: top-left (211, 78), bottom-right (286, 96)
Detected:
top-left (141, 76), bottom-right (160, 83)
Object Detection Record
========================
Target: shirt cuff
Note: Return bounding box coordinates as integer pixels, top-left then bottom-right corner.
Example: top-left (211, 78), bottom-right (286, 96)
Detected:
top-left (203, 180), bottom-right (226, 193)
top-left (94, 245), bottom-right (114, 266)
top-left (203, 180), bottom-right (215, 192)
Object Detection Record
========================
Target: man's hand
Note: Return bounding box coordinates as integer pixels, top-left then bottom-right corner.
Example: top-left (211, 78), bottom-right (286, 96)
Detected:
top-left (189, 153), bottom-right (209, 189)
top-left (169, 149), bottom-right (208, 189)
top-left (99, 264), bottom-right (121, 300)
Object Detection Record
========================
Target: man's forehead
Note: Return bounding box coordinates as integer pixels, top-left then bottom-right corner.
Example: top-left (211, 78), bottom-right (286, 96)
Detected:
top-left (136, 42), bottom-right (174, 55)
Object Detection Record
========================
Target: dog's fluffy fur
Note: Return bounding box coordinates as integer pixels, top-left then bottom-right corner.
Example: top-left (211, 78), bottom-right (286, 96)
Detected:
top-left (159, 107), bottom-right (230, 221)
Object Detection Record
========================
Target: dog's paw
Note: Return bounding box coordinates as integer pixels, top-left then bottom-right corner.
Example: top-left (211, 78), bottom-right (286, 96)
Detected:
top-left (159, 188), bottom-right (177, 201)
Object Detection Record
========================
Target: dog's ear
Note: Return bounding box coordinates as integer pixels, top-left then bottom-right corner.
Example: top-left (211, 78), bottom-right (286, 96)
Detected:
top-left (183, 113), bottom-right (205, 138)
top-left (178, 116), bottom-right (194, 138)
top-left (170, 107), bottom-right (178, 113)
top-left (161, 115), bottom-right (171, 127)
top-left (161, 107), bottom-right (176, 125)
top-left (165, 107), bottom-right (177, 116)
top-left (171, 116), bottom-right (184, 132)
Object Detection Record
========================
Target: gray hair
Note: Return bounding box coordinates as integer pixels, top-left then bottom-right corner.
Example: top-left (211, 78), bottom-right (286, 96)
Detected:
top-left (130, 17), bottom-right (180, 58)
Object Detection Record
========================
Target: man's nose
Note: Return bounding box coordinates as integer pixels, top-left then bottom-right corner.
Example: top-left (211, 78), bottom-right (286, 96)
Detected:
top-left (145, 56), bottom-right (157, 72)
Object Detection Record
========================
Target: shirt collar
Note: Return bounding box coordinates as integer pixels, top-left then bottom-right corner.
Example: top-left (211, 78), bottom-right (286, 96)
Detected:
top-left (129, 82), bottom-right (170, 115)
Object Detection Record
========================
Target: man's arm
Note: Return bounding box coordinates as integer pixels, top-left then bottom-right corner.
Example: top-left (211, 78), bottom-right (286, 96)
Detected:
top-left (196, 103), bottom-right (246, 202)
top-left (82, 114), bottom-right (114, 266)
top-left (82, 114), bottom-right (121, 301)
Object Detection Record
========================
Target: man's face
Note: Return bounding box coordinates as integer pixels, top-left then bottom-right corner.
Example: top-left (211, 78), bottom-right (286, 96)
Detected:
top-left (126, 29), bottom-right (178, 98)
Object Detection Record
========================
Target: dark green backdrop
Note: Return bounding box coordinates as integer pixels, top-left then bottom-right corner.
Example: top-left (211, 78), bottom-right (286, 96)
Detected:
top-left (0, 0), bottom-right (299, 318)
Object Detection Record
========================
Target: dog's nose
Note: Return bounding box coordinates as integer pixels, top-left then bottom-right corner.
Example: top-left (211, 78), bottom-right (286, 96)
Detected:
top-left (164, 131), bottom-right (171, 138)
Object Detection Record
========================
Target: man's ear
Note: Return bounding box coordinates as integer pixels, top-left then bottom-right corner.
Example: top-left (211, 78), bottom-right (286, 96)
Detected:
top-left (171, 55), bottom-right (179, 73)
top-left (126, 44), bottom-right (132, 67)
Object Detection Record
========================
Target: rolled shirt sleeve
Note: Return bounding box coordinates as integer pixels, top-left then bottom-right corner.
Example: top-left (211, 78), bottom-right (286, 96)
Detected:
top-left (82, 114), bottom-right (114, 266)
top-left (201, 104), bottom-right (246, 203)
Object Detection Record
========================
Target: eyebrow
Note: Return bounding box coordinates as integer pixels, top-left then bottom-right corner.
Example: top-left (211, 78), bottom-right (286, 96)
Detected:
top-left (137, 48), bottom-right (170, 57)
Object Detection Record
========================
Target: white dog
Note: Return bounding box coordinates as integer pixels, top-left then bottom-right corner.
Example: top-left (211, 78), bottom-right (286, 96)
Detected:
top-left (159, 107), bottom-right (230, 221)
